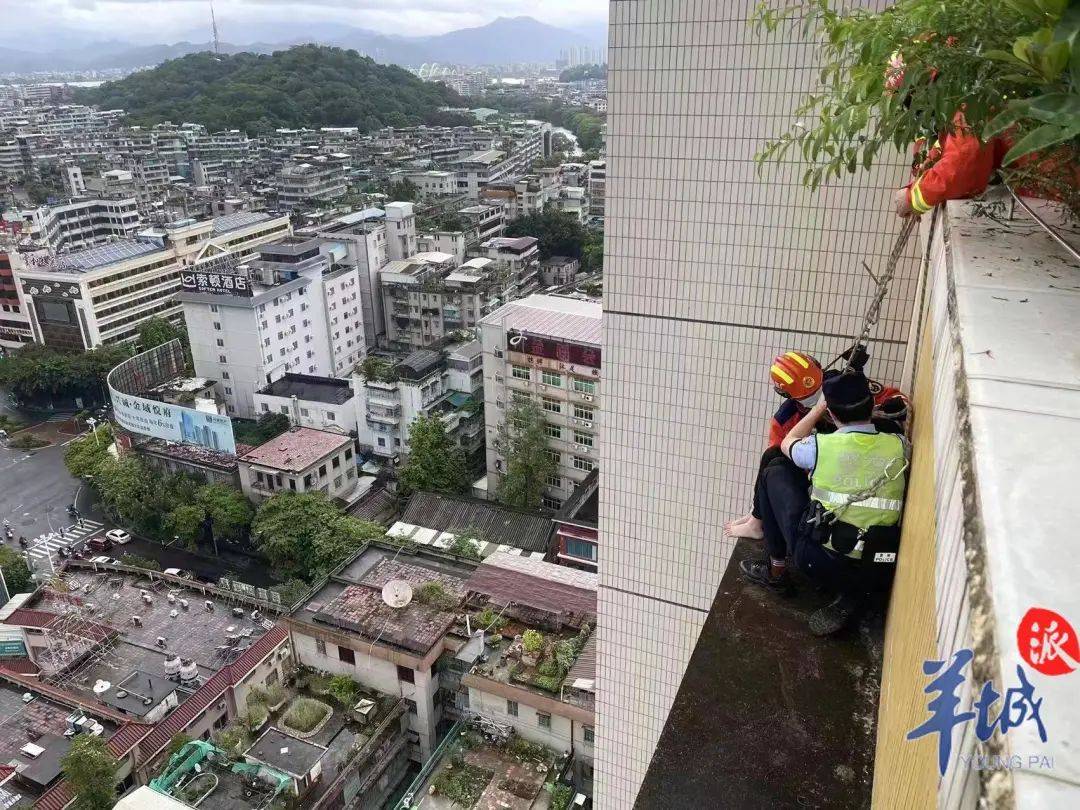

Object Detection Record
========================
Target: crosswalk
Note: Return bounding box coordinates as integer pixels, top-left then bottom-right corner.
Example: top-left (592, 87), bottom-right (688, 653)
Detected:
top-left (23, 519), bottom-right (104, 565)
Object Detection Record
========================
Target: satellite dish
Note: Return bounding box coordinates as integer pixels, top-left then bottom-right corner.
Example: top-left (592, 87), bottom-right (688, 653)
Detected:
top-left (381, 580), bottom-right (413, 609)
top-left (92, 680), bottom-right (111, 695)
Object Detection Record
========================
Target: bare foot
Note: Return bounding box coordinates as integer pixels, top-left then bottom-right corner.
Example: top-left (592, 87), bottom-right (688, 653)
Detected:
top-left (725, 515), bottom-right (764, 540)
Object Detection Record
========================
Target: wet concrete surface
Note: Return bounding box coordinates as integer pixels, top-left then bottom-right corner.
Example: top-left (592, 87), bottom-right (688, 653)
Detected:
top-left (634, 538), bottom-right (883, 810)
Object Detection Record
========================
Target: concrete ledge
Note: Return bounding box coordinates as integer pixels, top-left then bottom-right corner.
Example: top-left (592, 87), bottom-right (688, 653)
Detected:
top-left (634, 539), bottom-right (883, 810)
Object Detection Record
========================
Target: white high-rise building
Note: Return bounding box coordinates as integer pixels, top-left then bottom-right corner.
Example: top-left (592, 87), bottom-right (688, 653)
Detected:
top-left (593, 2), bottom-right (920, 807)
top-left (180, 235), bottom-right (366, 418)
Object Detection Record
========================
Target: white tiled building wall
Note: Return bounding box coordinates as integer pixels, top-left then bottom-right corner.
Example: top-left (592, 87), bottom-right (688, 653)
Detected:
top-left (595, 2), bottom-right (922, 806)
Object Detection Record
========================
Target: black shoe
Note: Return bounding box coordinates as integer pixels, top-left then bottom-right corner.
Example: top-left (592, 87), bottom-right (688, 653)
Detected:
top-left (809, 594), bottom-right (862, 636)
top-left (739, 558), bottom-right (790, 593)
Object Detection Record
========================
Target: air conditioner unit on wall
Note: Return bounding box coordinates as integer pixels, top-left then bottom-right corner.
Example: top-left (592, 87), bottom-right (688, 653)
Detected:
top-left (583, 395), bottom-right (593, 402)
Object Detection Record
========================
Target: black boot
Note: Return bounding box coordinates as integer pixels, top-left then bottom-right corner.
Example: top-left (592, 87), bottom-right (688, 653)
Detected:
top-left (739, 558), bottom-right (791, 594)
top-left (809, 593), bottom-right (862, 636)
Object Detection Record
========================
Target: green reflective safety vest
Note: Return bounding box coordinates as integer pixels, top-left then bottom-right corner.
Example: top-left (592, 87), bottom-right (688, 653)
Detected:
top-left (810, 431), bottom-right (908, 556)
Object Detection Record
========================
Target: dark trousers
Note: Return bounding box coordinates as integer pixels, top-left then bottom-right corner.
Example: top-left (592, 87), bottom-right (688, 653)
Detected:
top-left (750, 446), bottom-right (786, 520)
top-left (753, 455), bottom-right (864, 597)
top-left (752, 453), bottom-right (809, 561)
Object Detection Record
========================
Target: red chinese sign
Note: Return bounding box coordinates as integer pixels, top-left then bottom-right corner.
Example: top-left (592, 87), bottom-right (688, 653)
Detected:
top-left (509, 331), bottom-right (601, 368)
top-left (1017, 607), bottom-right (1078, 676)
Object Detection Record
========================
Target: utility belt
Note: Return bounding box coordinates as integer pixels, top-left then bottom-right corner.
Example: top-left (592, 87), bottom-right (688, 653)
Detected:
top-left (801, 501), bottom-right (901, 588)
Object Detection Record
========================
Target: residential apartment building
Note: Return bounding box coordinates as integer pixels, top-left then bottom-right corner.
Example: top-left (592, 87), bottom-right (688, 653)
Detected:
top-left (356, 341), bottom-right (482, 465)
top-left (180, 235), bottom-right (366, 418)
top-left (587, 160), bottom-right (605, 223)
top-left (276, 154), bottom-right (349, 210)
top-left (16, 211), bottom-right (290, 349)
top-left (384, 201), bottom-right (418, 261)
top-left (593, 2), bottom-right (922, 807)
top-left (253, 373), bottom-right (356, 434)
top-left (237, 426), bottom-right (356, 502)
top-left (479, 174), bottom-right (557, 221)
top-left (0, 251), bottom-right (33, 351)
top-left (21, 197), bottom-right (141, 253)
top-left (480, 236), bottom-right (541, 299)
top-left (481, 294), bottom-right (602, 511)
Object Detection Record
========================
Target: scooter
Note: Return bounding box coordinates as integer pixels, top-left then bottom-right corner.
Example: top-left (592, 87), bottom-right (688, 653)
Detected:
top-left (18, 537), bottom-right (27, 549)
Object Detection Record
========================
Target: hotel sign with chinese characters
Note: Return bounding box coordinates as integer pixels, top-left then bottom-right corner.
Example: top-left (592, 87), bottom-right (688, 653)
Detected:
top-left (180, 269), bottom-right (251, 297)
top-left (508, 330), bottom-right (601, 369)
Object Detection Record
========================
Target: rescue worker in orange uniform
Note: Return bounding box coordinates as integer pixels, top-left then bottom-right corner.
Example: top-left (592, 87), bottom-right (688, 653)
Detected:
top-left (886, 50), bottom-right (1004, 218)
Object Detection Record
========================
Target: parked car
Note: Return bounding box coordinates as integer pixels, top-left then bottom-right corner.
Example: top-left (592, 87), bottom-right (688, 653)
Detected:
top-left (105, 529), bottom-right (131, 545)
top-left (89, 555), bottom-right (119, 565)
top-left (163, 567), bottom-right (193, 580)
top-left (87, 537), bottom-right (113, 552)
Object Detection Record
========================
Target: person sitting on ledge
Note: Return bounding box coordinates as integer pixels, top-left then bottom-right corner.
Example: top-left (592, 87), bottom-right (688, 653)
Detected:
top-left (739, 369), bottom-right (910, 636)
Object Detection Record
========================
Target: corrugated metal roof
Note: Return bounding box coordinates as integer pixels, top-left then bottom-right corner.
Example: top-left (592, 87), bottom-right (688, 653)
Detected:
top-left (401, 492), bottom-right (553, 554)
top-left (481, 295), bottom-right (601, 345)
top-left (565, 634), bottom-right (597, 690)
top-left (466, 552), bottom-right (597, 619)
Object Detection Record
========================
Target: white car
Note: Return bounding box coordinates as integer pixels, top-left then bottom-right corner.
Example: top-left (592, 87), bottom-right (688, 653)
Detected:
top-left (90, 556), bottom-right (120, 565)
top-left (105, 529), bottom-right (132, 545)
top-left (164, 567), bottom-right (193, 580)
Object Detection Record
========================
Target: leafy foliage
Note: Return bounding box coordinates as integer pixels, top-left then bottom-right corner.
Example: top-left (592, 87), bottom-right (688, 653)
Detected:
top-left (495, 398), bottom-right (557, 510)
top-left (415, 581), bottom-right (459, 610)
top-left (64, 425), bottom-right (114, 478)
top-left (358, 356), bottom-right (399, 384)
top-left (195, 484), bottom-right (254, 541)
top-left (79, 46), bottom-right (466, 134)
top-left (505, 207), bottom-right (603, 274)
top-left (432, 761), bottom-right (494, 807)
top-left (448, 531), bottom-right (483, 560)
top-left (61, 734), bottom-right (119, 810)
top-left (0, 546), bottom-right (33, 594)
top-left (755, 0), bottom-right (1080, 215)
top-left (398, 413), bottom-right (470, 496)
top-left (559, 64), bottom-right (608, 83)
top-left (251, 491), bottom-right (384, 580)
top-left (137, 316), bottom-right (187, 352)
top-left (281, 697), bottom-right (331, 733)
top-left (0, 343), bottom-right (133, 404)
top-left (327, 675), bottom-right (361, 706)
top-left (522, 629), bottom-right (544, 653)
top-left (547, 782), bottom-right (575, 810)
top-left (475, 607), bottom-right (507, 633)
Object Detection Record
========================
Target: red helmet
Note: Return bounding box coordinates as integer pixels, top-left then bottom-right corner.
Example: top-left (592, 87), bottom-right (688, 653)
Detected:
top-left (770, 352), bottom-right (823, 400)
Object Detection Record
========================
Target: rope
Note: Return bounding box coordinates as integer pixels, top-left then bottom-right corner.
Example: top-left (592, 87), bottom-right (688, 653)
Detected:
top-left (827, 216), bottom-right (919, 373)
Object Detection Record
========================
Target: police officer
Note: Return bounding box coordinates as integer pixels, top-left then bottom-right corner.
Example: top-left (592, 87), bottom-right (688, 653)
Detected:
top-left (741, 369), bottom-right (909, 635)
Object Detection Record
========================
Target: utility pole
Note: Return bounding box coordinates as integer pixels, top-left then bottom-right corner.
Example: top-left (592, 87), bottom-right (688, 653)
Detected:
top-left (210, 0), bottom-right (221, 55)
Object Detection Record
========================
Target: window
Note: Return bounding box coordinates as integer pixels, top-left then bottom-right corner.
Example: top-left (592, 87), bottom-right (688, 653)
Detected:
top-left (209, 304), bottom-right (218, 313)
top-left (584, 725), bottom-right (595, 743)
top-left (218, 354), bottom-right (227, 363)
top-left (289, 479), bottom-right (296, 491)
top-left (542, 370), bottom-right (562, 387)
top-left (545, 424), bottom-right (561, 439)
top-left (507, 700), bottom-right (518, 717)
top-left (537, 712), bottom-right (551, 729)
top-left (572, 378), bottom-right (596, 395)
top-left (542, 398), bottom-right (561, 414)
top-left (543, 495), bottom-right (563, 510)
top-left (315, 639), bottom-right (326, 656)
top-left (221, 371), bottom-right (229, 380)
top-left (574, 456), bottom-right (595, 472)
top-left (547, 475), bottom-right (562, 489)
top-left (378, 437), bottom-right (386, 447)
top-left (345, 448), bottom-right (353, 461)
top-left (224, 387), bottom-right (232, 395)
top-left (216, 338), bottom-right (224, 347)
top-left (405, 698), bottom-right (417, 715)
top-left (334, 475), bottom-right (342, 489)
top-left (300, 408), bottom-right (309, 417)
top-left (574, 431), bottom-right (594, 448)
top-left (574, 404), bottom-right (594, 421)
top-left (338, 647), bottom-right (355, 665)
top-left (512, 365), bottom-right (530, 380)
top-left (261, 403), bottom-right (270, 413)
top-left (566, 539), bottom-right (597, 561)
top-left (213, 321), bottom-right (221, 331)
top-left (280, 406), bottom-right (289, 414)
top-left (327, 411), bottom-right (335, 421)
top-left (397, 665), bottom-right (415, 684)
top-left (545, 450), bottom-right (561, 465)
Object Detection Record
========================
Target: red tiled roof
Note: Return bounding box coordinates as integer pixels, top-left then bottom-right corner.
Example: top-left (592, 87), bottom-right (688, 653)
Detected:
top-left (239, 427), bottom-right (350, 472)
top-left (0, 765), bottom-right (15, 781)
top-left (467, 552), bottom-right (597, 620)
top-left (34, 624), bottom-right (288, 810)
top-left (5, 608), bottom-right (58, 627)
top-left (0, 670), bottom-right (134, 725)
top-left (0, 657), bottom-right (40, 675)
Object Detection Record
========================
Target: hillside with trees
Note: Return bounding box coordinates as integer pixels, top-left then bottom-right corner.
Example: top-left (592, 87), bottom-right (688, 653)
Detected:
top-left (78, 45), bottom-right (470, 134)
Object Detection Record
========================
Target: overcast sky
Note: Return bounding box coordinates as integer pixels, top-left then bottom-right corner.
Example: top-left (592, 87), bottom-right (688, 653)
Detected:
top-left (10, 0), bottom-right (609, 46)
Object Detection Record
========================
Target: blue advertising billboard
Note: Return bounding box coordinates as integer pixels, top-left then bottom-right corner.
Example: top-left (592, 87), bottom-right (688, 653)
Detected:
top-left (107, 339), bottom-right (238, 455)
